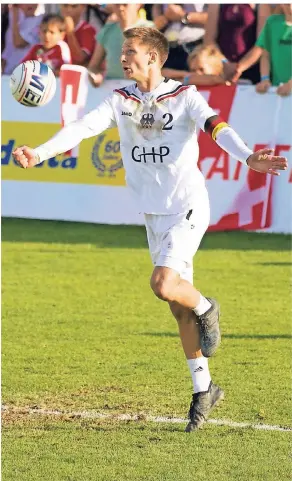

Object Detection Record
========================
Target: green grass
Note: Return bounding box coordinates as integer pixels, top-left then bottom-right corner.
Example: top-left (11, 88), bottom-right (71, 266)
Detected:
top-left (2, 218), bottom-right (291, 481)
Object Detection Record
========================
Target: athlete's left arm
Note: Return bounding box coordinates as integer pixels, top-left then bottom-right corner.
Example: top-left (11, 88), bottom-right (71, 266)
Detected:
top-left (187, 86), bottom-right (288, 176)
top-left (206, 115), bottom-right (287, 176)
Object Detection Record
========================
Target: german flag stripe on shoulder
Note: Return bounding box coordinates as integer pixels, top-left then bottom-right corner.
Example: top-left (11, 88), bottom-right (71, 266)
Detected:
top-left (156, 85), bottom-right (190, 103)
top-left (114, 88), bottom-right (142, 104)
top-left (204, 115), bottom-right (229, 140)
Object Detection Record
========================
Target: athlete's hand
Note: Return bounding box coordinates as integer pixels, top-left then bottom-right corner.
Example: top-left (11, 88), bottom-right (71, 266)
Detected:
top-left (12, 145), bottom-right (39, 169)
top-left (247, 148), bottom-right (288, 176)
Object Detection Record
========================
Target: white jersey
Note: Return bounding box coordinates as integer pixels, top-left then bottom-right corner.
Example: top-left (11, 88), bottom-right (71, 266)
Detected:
top-left (35, 78), bottom-right (217, 214)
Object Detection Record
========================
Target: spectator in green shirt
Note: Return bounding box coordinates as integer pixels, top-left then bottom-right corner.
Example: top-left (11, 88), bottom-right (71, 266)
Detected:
top-left (229, 4), bottom-right (292, 96)
top-left (87, 4), bottom-right (154, 85)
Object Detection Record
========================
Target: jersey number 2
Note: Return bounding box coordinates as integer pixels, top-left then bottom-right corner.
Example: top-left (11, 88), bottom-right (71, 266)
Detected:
top-left (162, 113), bottom-right (173, 130)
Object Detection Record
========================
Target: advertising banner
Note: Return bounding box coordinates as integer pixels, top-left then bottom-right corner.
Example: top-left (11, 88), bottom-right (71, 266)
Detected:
top-left (2, 123), bottom-right (125, 186)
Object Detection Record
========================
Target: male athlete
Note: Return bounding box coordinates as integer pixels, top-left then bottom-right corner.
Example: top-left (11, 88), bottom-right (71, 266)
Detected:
top-left (13, 28), bottom-right (288, 432)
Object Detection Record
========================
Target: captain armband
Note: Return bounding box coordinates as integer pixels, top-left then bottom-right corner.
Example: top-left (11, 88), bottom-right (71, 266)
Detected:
top-left (204, 116), bottom-right (229, 141)
top-left (204, 115), bottom-right (253, 165)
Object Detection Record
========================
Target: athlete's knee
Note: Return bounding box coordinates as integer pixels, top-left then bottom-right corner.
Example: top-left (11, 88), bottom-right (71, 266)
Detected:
top-left (150, 267), bottom-right (179, 302)
top-left (150, 277), bottom-right (173, 301)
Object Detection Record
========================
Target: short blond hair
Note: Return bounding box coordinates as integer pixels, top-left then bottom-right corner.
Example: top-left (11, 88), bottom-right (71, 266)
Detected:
top-left (188, 44), bottom-right (224, 75)
top-left (124, 27), bottom-right (169, 66)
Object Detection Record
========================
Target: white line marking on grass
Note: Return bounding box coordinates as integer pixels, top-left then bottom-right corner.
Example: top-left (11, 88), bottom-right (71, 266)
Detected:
top-left (2, 405), bottom-right (291, 432)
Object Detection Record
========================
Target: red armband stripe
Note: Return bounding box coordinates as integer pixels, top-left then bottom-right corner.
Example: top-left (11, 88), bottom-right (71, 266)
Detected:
top-left (204, 115), bottom-right (227, 135)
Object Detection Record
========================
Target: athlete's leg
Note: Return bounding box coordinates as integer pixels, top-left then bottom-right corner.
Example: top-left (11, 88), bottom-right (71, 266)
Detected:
top-left (168, 262), bottom-right (210, 389)
top-left (169, 297), bottom-right (223, 432)
top-left (169, 300), bottom-right (211, 390)
top-left (169, 300), bottom-right (201, 357)
top-left (145, 207), bottom-right (223, 431)
top-left (150, 265), bottom-right (220, 358)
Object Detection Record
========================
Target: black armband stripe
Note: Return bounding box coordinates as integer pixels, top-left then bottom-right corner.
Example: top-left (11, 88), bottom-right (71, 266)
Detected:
top-left (204, 115), bottom-right (220, 133)
top-left (204, 115), bottom-right (229, 140)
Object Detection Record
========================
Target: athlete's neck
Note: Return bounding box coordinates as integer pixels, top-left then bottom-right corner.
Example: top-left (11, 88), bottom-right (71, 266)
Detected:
top-left (136, 72), bottom-right (165, 93)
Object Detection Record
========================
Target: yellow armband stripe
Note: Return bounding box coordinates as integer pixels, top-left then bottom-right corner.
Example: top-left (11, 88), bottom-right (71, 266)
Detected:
top-left (212, 122), bottom-right (229, 141)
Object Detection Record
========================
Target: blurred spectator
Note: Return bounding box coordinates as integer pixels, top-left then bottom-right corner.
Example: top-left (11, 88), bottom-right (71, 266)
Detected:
top-left (144, 4), bottom-right (154, 21)
top-left (44, 4), bottom-right (61, 15)
top-left (152, 4), bottom-right (208, 71)
top-left (83, 4), bottom-right (110, 35)
top-left (2, 4), bottom-right (44, 75)
top-left (60, 4), bottom-right (96, 65)
top-left (162, 44), bottom-right (228, 86)
top-left (1, 4), bottom-right (9, 53)
top-left (44, 4), bottom-right (110, 34)
top-left (232, 4), bottom-right (292, 96)
top-left (87, 4), bottom-right (154, 85)
top-left (203, 4), bottom-right (269, 85)
top-left (21, 14), bottom-right (71, 76)
top-left (257, 4), bottom-right (284, 32)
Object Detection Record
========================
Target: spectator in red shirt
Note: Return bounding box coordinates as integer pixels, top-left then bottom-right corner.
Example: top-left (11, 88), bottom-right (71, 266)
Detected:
top-left (21, 14), bottom-right (71, 76)
top-left (60, 4), bottom-right (96, 65)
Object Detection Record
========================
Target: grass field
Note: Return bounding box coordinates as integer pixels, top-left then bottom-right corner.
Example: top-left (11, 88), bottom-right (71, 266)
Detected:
top-left (2, 218), bottom-right (291, 481)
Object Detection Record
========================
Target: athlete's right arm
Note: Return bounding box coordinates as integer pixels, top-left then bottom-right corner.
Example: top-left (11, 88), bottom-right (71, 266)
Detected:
top-left (12, 96), bottom-right (117, 168)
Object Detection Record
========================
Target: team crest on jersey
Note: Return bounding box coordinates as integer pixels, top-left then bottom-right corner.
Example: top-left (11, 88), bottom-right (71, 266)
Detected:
top-left (140, 113), bottom-right (155, 129)
top-left (91, 132), bottom-right (123, 177)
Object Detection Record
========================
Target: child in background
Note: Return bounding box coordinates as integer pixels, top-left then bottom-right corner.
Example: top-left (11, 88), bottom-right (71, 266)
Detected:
top-left (162, 44), bottom-right (229, 86)
top-left (60, 4), bottom-right (96, 65)
top-left (21, 14), bottom-right (71, 76)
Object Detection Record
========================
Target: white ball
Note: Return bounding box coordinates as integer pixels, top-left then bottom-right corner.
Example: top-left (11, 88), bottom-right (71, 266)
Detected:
top-left (10, 60), bottom-right (56, 107)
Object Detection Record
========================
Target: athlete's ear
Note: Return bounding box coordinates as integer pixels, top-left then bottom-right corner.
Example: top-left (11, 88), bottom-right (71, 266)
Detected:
top-left (148, 51), bottom-right (157, 65)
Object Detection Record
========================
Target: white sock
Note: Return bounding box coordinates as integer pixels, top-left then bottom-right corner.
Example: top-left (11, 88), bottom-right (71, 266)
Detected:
top-left (193, 294), bottom-right (212, 316)
top-left (187, 357), bottom-right (211, 393)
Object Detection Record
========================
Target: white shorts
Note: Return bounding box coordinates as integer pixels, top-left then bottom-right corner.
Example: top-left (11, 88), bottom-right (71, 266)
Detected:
top-left (144, 190), bottom-right (210, 284)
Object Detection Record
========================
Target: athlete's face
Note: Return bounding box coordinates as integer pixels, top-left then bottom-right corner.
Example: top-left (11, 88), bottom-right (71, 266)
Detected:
top-left (121, 38), bottom-right (158, 82)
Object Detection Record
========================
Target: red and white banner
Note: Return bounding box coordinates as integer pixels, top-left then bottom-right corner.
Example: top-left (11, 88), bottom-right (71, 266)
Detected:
top-left (198, 85), bottom-right (281, 231)
top-left (60, 64), bottom-right (89, 157)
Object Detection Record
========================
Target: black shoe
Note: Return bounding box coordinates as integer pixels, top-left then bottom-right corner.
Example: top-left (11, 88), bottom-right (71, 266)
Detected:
top-left (185, 382), bottom-right (224, 432)
top-left (197, 298), bottom-right (221, 357)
